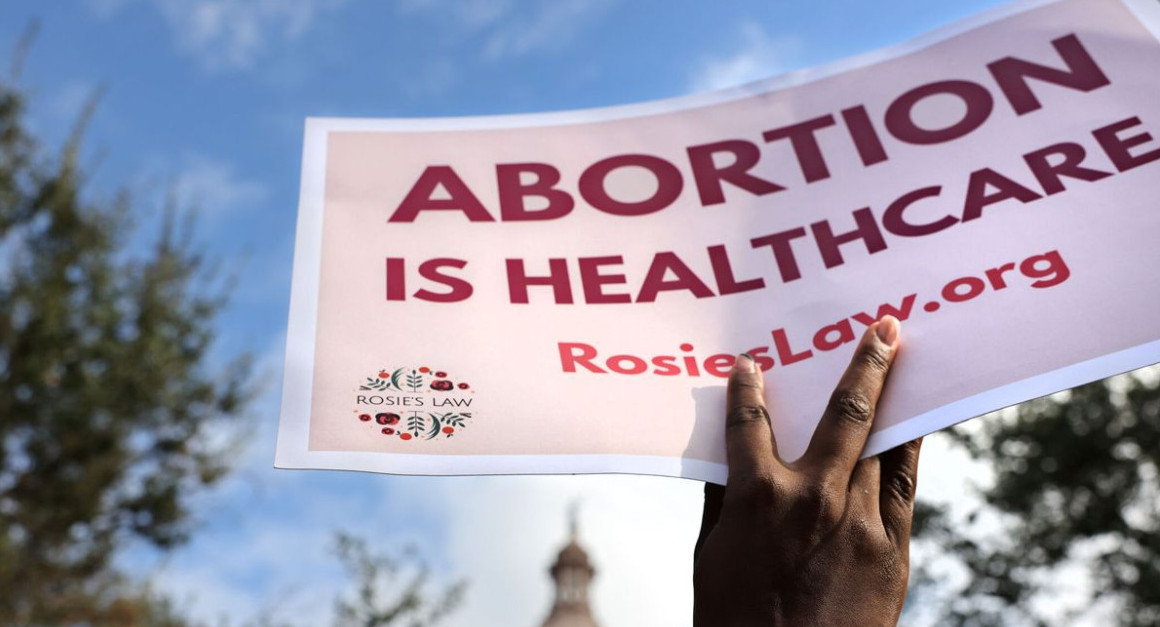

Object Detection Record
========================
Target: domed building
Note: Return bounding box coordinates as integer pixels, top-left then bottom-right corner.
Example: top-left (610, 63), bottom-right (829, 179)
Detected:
top-left (539, 510), bottom-right (600, 627)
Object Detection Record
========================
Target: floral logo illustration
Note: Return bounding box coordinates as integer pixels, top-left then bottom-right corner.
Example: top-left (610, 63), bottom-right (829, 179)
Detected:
top-left (354, 366), bottom-right (475, 441)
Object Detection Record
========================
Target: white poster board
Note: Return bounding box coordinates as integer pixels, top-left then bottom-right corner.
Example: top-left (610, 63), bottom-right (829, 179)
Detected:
top-left (277, 0), bottom-right (1160, 484)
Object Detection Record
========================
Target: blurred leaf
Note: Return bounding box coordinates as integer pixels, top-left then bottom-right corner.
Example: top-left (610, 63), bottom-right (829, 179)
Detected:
top-left (912, 372), bottom-right (1160, 626)
top-left (0, 72), bottom-right (254, 624)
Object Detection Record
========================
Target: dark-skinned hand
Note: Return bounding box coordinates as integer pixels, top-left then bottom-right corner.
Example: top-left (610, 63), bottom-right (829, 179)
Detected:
top-left (693, 316), bottom-right (922, 626)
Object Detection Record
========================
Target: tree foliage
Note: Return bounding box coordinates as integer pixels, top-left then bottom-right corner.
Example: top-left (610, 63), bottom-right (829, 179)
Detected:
top-left (0, 75), bottom-right (254, 623)
top-left (914, 372), bottom-right (1160, 626)
top-left (332, 532), bottom-right (467, 627)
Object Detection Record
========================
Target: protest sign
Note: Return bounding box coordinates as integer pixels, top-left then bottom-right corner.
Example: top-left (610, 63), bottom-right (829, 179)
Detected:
top-left (276, 0), bottom-right (1160, 483)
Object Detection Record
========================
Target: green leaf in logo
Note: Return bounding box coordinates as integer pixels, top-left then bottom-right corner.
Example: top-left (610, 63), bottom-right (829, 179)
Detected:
top-left (426, 414), bottom-right (443, 440)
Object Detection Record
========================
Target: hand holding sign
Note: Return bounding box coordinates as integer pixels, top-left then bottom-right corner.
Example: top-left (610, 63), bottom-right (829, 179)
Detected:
top-left (694, 317), bottom-right (922, 625)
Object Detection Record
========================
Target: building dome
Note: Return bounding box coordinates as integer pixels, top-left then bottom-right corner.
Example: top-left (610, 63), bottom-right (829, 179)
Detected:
top-left (552, 540), bottom-right (594, 573)
top-left (540, 508), bottom-right (600, 627)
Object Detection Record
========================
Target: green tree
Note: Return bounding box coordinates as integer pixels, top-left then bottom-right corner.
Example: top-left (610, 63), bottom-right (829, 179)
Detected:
top-left (331, 532), bottom-right (467, 627)
top-left (912, 371), bottom-right (1160, 626)
top-left (0, 73), bottom-right (254, 623)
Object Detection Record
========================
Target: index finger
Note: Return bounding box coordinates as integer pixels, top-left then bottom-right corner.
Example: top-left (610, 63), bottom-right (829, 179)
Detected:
top-left (724, 353), bottom-right (782, 483)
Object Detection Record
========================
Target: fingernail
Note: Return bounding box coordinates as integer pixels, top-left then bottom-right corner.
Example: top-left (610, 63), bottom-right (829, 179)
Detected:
top-left (733, 352), bottom-right (756, 373)
top-left (876, 316), bottom-right (900, 346)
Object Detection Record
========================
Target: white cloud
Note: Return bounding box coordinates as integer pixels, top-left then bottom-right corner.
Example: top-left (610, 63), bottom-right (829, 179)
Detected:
top-left (398, 0), bottom-right (617, 62)
top-left (87, 0), bottom-right (134, 17)
top-left (174, 154), bottom-right (269, 217)
top-left (399, 0), bottom-right (514, 30)
top-left (404, 57), bottom-right (459, 100)
top-left (144, 494), bottom-right (350, 626)
top-left (482, 0), bottom-right (617, 61)
top-left (415, 474), bottom-right (703, 627)
top-left (689, 21), bottom-right (803, 93)
top-left (88, 0), bottom-right (348, 70)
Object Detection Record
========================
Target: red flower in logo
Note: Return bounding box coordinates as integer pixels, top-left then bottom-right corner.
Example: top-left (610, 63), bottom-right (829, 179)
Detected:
top-left (375, 412), bottom-right (400, 425)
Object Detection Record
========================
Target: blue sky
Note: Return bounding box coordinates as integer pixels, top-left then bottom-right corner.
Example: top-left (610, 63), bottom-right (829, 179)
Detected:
top-left (0, 0), bottom-right (1030, 624)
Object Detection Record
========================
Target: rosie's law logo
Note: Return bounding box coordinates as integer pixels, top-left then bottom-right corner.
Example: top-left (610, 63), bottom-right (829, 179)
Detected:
top-left (353, 366), bottom-right (475, 441)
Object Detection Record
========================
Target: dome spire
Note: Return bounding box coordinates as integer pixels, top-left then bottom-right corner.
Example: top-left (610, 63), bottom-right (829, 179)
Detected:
top-left (568, 500), bottom-right (580, 540)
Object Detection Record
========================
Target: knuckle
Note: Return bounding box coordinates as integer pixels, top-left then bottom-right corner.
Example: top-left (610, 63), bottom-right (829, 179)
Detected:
top-left (725, 404), bottom-right (769, 429)
top-left (863, 539), bottom-right (902, 579)
top-left (793, 480), bottom-right (843, 528)
top-left (729, 473), bottom-right (781, 509)
top-left (846, 514), bottom-right (878, 544)
top-left (886, 472), bottom-right (917, 504)
top-left (729, 376), bottom-right (762, 392)
top-left (856, 344), bottom-right (893, 374)
top-left (828, 388), bottom-right (875, 425)
top-left (880, 510), bottom-right (911, 546)
top-left (844, 517), bottom-right (895, 563)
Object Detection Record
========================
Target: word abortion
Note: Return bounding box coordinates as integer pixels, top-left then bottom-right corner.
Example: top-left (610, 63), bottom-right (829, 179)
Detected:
top-left (388, 34), bottom-right (1111, 223)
